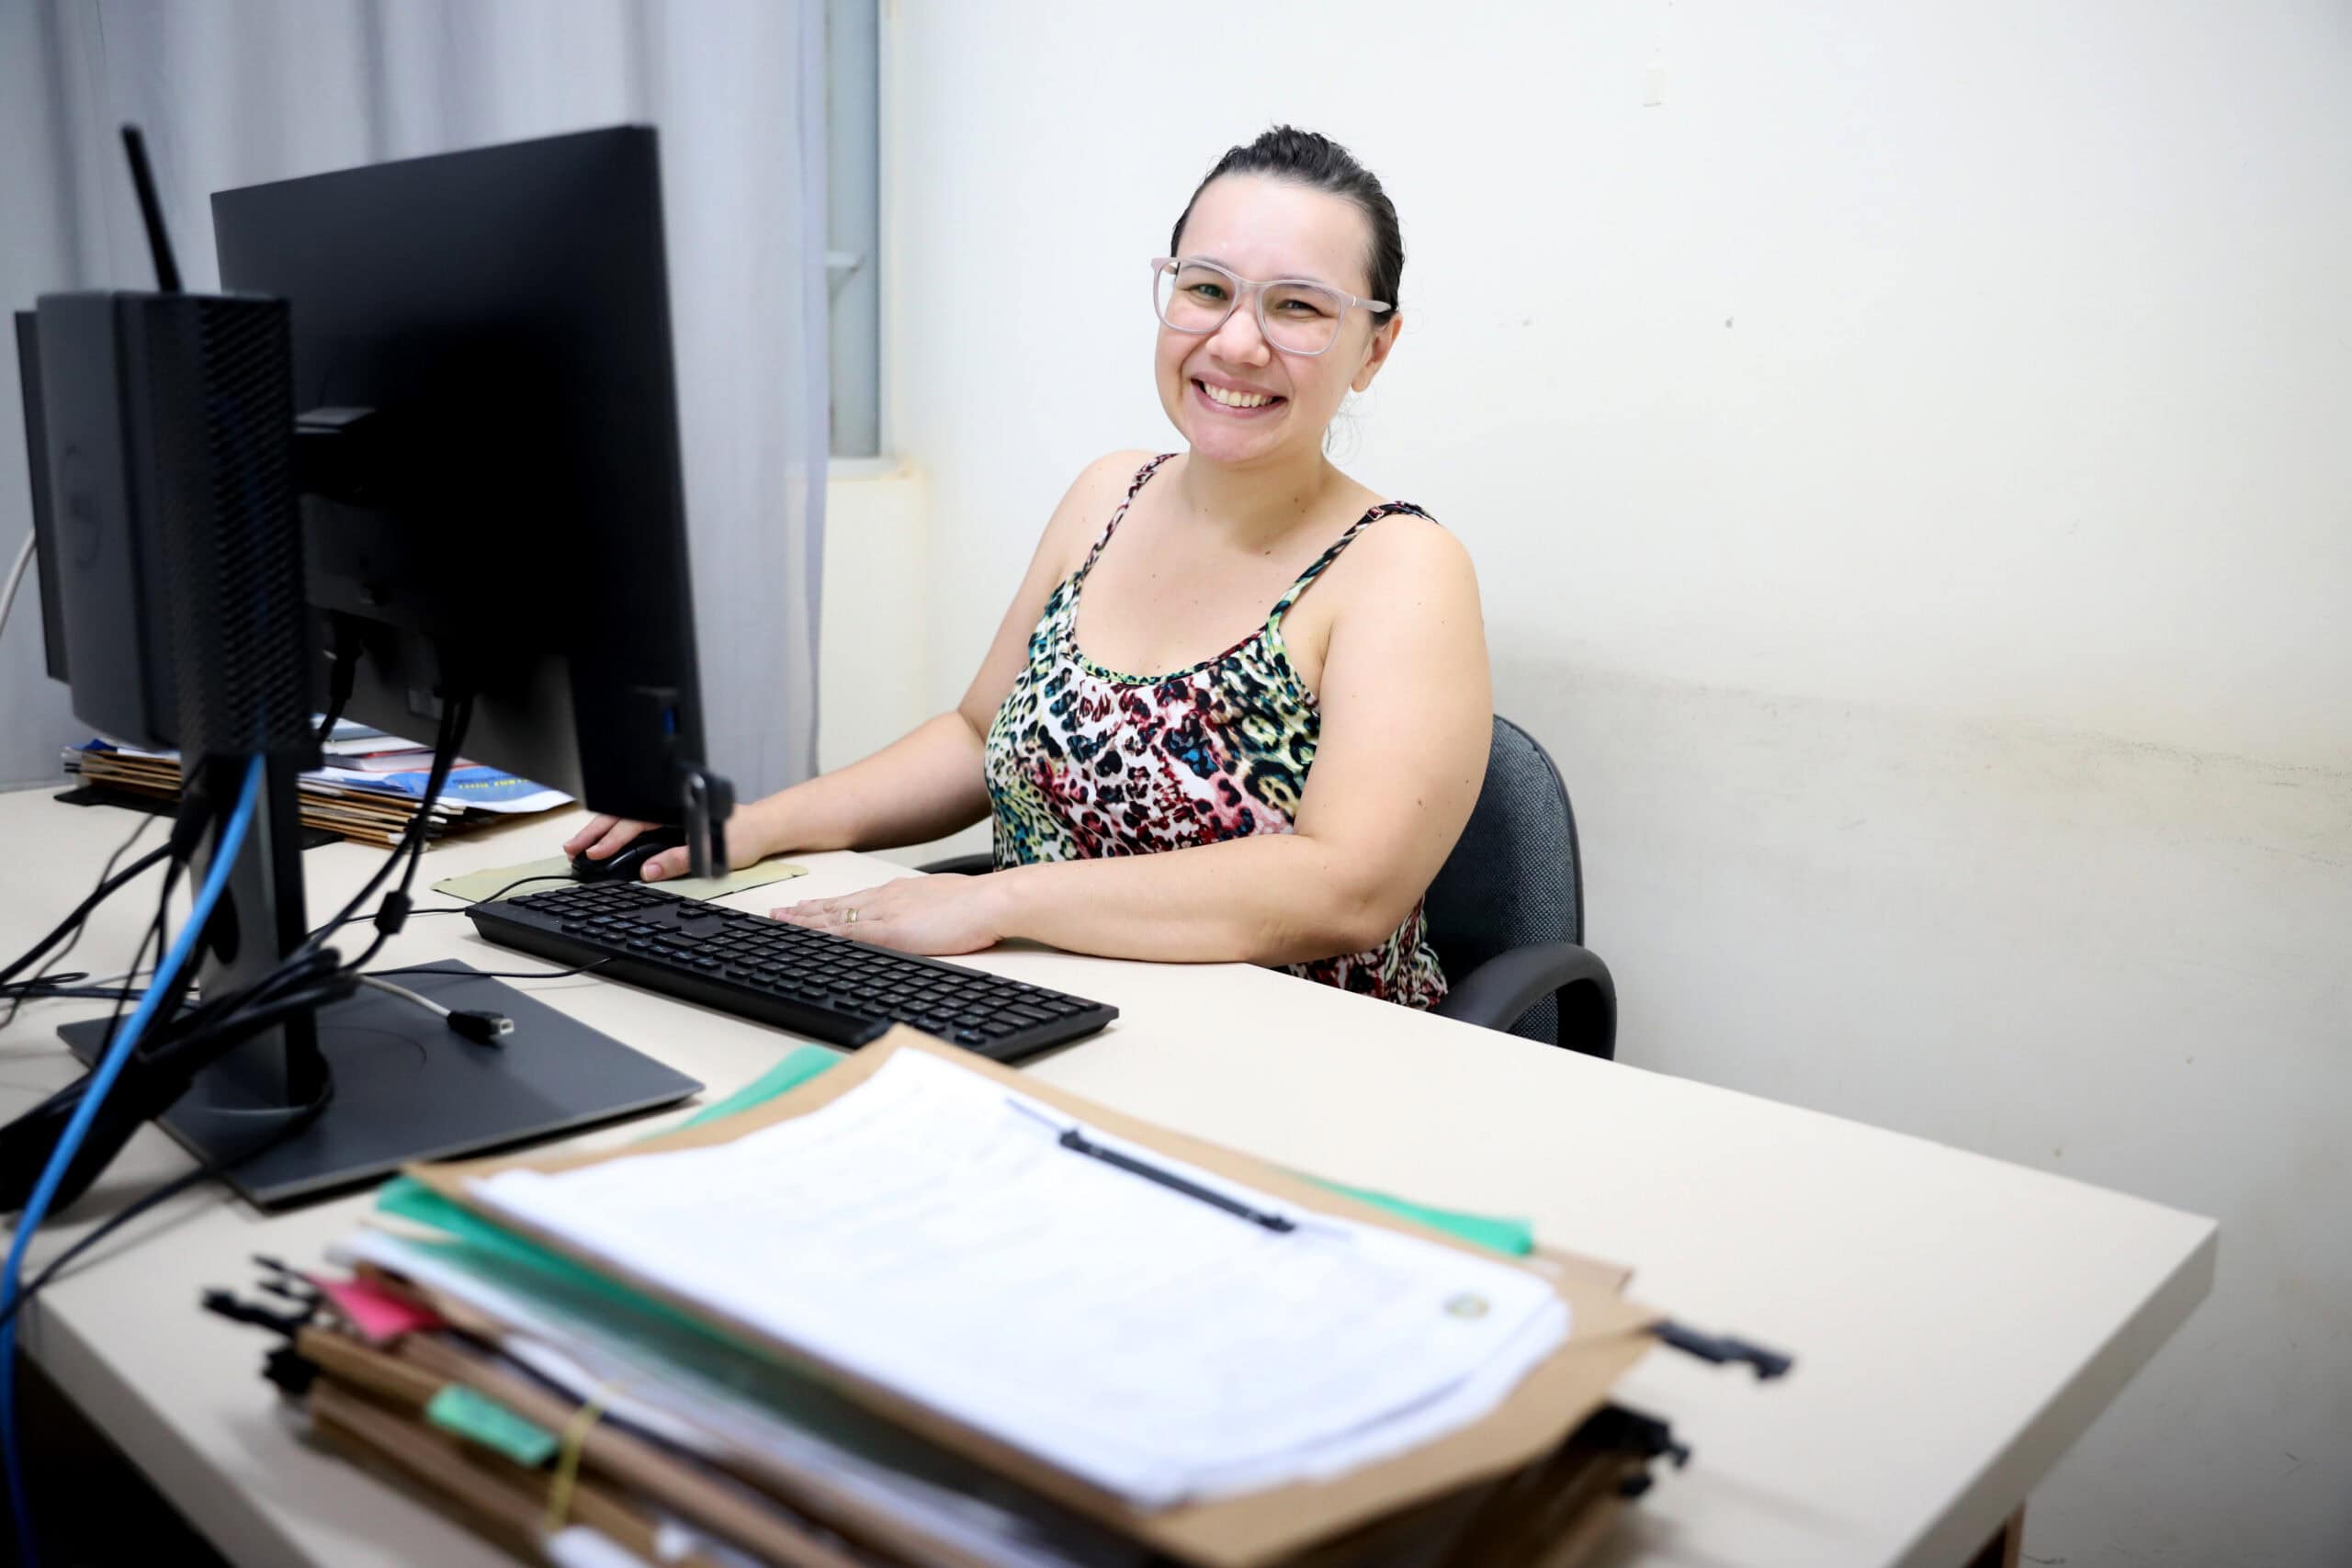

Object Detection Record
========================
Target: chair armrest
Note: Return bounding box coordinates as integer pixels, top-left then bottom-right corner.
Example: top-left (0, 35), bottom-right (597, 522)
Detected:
top-left (1432, 942), bottom-right (1617, 1058)
top-left (916, 852), bottom-right (996, 877)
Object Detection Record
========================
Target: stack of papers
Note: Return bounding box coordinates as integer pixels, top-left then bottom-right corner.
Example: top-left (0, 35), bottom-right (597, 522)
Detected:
top-left (466, 1048), bottom-right (1569, 1507)
top-left (334, 1214), bottom-right (1146, 1568)
top-left (65, 721), bottom-right (569, 845)
top-left (249, 1036), bottom-right (1671, 1568)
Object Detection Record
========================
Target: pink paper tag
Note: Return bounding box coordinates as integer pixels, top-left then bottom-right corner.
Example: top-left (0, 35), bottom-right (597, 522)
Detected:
top-left (312, 1274), bottom-right (445, 1344)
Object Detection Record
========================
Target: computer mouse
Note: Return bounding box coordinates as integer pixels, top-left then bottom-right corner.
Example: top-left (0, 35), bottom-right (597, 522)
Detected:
top-left (571, 823), bottom-right (689, 883)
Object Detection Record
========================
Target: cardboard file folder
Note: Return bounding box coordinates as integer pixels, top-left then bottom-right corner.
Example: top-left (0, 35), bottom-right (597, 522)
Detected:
top-left (294, 1325), bottom-right (1660, 1568)
top-left (295, 1326), bottom-right (876, 1568)
top-left (406, 1030), bottom-right (1667, 1568)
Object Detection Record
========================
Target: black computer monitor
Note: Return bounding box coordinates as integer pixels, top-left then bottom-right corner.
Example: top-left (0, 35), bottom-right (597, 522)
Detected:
top-left (8, 314), bottom-right (71, 688)
top-left (11, 126), bottom-right (729, 1206)
top-left (212, 126), bottom-right (713, 826)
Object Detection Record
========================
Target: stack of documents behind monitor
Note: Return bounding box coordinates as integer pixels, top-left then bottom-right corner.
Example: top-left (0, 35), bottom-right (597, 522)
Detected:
top-left (65, 721), bottom-right (570, 846)
top-left (253, 1033), bottom-right (1678, 1567)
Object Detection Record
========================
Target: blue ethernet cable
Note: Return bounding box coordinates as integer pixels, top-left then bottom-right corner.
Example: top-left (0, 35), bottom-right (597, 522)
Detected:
top-left (0, 752), bottom-right (266, 1567)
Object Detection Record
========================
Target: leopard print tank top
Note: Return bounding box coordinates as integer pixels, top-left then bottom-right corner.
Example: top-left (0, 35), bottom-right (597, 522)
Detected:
top-left (983, 454), bottom-right (1447, 1008)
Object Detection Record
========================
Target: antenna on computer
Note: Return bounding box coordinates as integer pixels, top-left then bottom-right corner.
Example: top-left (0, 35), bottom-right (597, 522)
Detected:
top-left (120, 124), bottom-right (183, 293)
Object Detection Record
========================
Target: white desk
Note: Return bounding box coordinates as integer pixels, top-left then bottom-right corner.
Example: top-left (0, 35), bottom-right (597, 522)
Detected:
top-left (0, 794), bottom-right (2214, 1568)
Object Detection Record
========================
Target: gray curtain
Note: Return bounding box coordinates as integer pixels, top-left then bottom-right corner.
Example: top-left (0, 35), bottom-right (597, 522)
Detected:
top-left (0, 0), bottom-right (826, 798)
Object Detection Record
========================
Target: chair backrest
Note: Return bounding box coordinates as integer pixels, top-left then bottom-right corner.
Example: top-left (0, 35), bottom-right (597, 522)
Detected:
top-left (1421, 716), bottom-right (1584, 1045)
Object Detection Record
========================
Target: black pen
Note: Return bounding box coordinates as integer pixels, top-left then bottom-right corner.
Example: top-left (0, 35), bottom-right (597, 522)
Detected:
top-left (1010, 1100), bottom-right (1297, 1234)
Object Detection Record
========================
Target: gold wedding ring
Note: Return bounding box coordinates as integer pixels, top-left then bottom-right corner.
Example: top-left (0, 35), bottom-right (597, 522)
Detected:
top-left (846, 907), bottom-right (860, 924)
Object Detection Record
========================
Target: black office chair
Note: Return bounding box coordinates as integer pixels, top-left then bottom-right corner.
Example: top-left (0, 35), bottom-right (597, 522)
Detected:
top-left (1420, 716), bottom-right (1615, 1056)
top-left (920, 715), bottom-right (1616, 1057)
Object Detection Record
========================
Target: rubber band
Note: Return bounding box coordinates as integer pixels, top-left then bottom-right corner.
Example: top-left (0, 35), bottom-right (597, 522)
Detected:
top-left (542, 1382), bottom-right (620, 1535)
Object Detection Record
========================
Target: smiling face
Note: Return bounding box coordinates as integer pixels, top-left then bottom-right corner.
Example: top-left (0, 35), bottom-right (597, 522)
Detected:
top-left (1156, 175), bottom-right (1400, 468)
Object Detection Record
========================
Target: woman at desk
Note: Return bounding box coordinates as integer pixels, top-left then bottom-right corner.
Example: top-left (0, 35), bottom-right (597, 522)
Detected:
top-left (568, 128), bottom-right (1490, 1008)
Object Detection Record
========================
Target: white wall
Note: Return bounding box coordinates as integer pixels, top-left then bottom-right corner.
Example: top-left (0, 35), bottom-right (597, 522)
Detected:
top-left (816, 460), bottom-right (931, 777)
top-left (871, 3), bottom-right (2352, 1563)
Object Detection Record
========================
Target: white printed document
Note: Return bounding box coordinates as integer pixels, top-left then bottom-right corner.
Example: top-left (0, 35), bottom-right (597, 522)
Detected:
top-left (468, 1048), bottom-right (1570, 1506)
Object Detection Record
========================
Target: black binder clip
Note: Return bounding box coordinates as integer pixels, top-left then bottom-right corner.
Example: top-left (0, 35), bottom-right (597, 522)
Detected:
top-left (262, 1344), bottom-right (321, 1399)
top-left (1577, 1404), bottom-right (1694, 1497)
top-left (202, 1258), bottom-right (323, 1340)
top-left (199, 1288), bottom-right (307, 1340)
top-left (1653, 1320), bottom-right (1795, 1380)
top-left (251, 1255), bottom-right (322, 1317)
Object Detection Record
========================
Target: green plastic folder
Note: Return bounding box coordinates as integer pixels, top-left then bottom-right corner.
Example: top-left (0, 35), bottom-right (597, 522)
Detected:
top-left (678, 1045), bottom-right (844, 1128)
top-left (1299, 1178), bottom-right (1534, 1258)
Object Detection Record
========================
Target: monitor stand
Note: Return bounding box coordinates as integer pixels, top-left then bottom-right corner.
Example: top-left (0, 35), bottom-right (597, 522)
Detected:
top-left (62, 963), bottom-right (699, 1210)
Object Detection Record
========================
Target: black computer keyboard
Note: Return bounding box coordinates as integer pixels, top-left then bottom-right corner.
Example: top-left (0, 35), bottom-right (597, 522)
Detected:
top-left (466, 881), bottom-right (1115, 1063)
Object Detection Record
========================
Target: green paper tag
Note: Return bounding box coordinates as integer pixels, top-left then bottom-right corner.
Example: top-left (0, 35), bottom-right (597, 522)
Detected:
top-left (424, 1384), bottom-right (559, 1467)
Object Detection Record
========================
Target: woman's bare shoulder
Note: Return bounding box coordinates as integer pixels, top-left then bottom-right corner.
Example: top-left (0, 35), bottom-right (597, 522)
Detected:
top-left (1314, 502), bottom-right (1482, 674)
top-left (1335, 493), bottom-right (1476, 594)
top-left (1038, 448), bottom-right (1167, 569)
top-left (1070, 448), bottom-right (1166, 510)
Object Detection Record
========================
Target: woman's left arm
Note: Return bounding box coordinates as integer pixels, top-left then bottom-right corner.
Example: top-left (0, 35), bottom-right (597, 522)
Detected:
top-left (781, 521), bottom-right (1492, 962)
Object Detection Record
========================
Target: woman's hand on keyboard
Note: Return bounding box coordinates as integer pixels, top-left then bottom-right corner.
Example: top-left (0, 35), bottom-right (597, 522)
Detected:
top-left (772, 874), bottom-right (1002, 956)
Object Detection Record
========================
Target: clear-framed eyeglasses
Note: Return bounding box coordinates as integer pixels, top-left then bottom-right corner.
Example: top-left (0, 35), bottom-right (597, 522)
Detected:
top-left (1149, 256), bottom-right (1391, 357)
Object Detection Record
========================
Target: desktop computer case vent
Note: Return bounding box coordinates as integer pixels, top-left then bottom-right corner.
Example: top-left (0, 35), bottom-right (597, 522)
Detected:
top-left (142, 293), bottom-right (311, 758)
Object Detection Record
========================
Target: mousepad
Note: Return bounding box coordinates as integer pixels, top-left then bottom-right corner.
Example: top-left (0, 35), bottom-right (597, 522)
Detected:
top-left (430, 853), bottom-right (808, 906)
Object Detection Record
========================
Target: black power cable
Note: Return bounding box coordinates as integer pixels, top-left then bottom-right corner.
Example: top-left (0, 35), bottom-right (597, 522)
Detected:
top-left (345, 694), bottom-right (473, 973)
top-left (0, 843), bottom-right (174, 993)
top-left (371, 957), bottom-right (614, 983)
top-left (0, 824), bottom-right (191, 1214)
top-left (0, 816), bottom-right (159, 1032)
top-left (0, 953), bottom-right (358, 1218)
top-left (299, 693), bottom-right (472, 978)
top-left (311, 615), bottom-right (363, 748)
top-left (0, 773), bottom-right (213, 1001)
top-left (4, 697), bottom-right (524, 1224)
top-left (0, 1073), bottom-right (335, 1334)
top-left (303, 872), bottom-right (579, 942)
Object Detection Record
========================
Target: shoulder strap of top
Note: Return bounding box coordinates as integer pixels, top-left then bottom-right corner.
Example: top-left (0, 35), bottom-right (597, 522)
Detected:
top-left (1266, 502), bottom-right (1431, 635)
top-left (1071, 453), bottom-right (1179, 588)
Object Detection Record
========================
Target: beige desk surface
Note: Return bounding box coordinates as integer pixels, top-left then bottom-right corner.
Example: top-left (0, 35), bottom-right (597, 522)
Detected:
top-left (0, 796), bottom-right (2213, 1568)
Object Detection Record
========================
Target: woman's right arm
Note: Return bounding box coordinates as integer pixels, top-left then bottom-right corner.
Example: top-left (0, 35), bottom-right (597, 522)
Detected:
top-left (567, 452), bottom-right (1149, 881)
top-left (562, 711), bottom-right (986, 874)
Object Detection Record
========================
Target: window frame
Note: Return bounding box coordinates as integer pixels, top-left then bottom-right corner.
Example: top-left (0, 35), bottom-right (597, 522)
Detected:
top-left (823, 0), bottom-right (881, 460)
